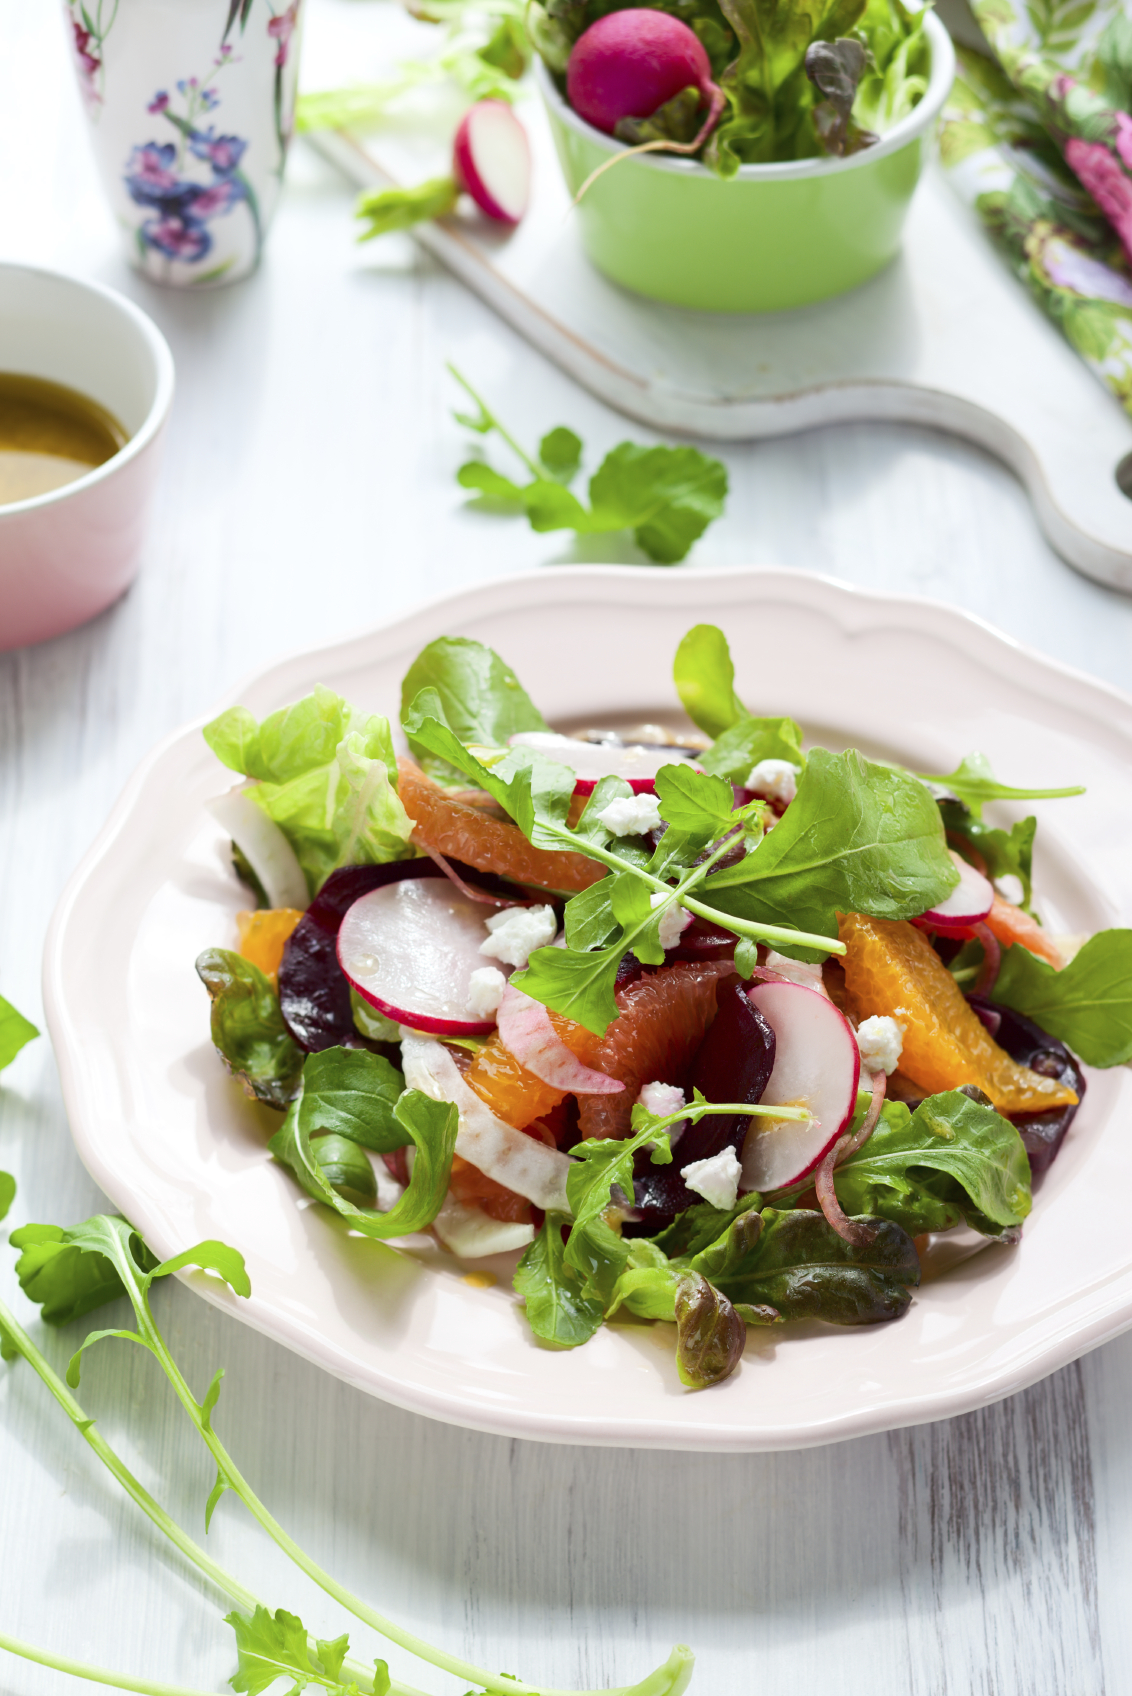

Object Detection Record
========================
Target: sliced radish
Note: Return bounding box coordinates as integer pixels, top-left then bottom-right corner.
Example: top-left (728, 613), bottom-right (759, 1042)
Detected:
top-left (453, 101), bottom-right (531, 226)
top-left (496, 981), bottom-right (624, 1094)
top-left (507, 731), bottom-right (701, 795)
top-left (338, 879), bottom-right (510, 1036)
top-left (739, 981), bottom-right (861, 1193)
top-left (919, 849), bottom-right (994, 932)
top-left (401, 1032), bottom-right (572, 1211)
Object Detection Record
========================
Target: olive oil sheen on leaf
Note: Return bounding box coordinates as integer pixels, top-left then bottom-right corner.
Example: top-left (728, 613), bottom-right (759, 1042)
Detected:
top-left (0, 372), bottom-right (126, 506)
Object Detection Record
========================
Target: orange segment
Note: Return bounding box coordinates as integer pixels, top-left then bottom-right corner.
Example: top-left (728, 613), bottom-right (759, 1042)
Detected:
top-left (236, 907), bottom-right (304, 985)
top-left (983, 893), bottom-right (1063, 968)
top-left (398, 759), bottom-right (604, 894)
top-left (838, 913), bottom-right (1077, 1115)
top-left (448, 1153), bottom-right (533, 1223)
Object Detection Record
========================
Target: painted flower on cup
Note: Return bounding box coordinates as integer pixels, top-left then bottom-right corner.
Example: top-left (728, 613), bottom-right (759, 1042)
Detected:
top-left (267, 1), bottom-right (300, 69)
top-left (123, 79), bottom-right (254, 271)
top-left (65, 0), bottom-right (117, 108)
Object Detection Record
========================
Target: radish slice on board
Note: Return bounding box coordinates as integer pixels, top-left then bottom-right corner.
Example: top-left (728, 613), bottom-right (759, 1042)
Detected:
top-left (507, 731), bottom-right (701, 795)
top-left (453, 101), bottom-right (531, 225)
top-left (400, 1032), bottom-right (572, 1211)
top-left (919, 849), bottom-right (995, 932)
top-left (496, 981), bottom-right (624, 1094)
top-left (740, 981), bottom-right (861, 1193)
top-left (338, 879), bottom-right (513, 1036)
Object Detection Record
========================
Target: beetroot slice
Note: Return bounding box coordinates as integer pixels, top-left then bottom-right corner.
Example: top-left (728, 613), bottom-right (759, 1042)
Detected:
top-left (967, 995), bottom-right (1085, 1178)
top-left (624, 976), bottom-right (775, 1235)
top-left (279, 862), bottom-right (442, 1051)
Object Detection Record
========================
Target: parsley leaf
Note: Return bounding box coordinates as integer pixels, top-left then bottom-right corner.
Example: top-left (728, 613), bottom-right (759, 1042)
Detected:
top-left (992, 931), bottom-right (1132, 1067)
top-left (0, 993), bottom-right (38, 1070)
top-left (450, 366), bottom-right (728, 564)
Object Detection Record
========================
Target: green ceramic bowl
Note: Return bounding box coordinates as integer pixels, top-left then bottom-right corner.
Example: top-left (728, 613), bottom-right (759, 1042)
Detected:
top-left (538, 12), bottom-right (954, 313)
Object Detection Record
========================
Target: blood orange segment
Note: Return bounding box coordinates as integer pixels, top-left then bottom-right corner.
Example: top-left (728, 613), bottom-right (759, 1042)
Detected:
top-left (465, 1010), bottom-right (604, 1129)
top-left (397, 759), bottom-right (604, 894)
top-left (577, 960), bottom-right (736, 1141)
top-left (838, 912), bottom-right (1077, 1114)
top-left (236, 907), bottom-right (304, 985)
top-left (983, 894), bottom-right (1063, 967)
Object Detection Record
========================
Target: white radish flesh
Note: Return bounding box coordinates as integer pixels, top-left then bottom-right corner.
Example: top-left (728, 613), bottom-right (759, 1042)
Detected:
top-left (496, 981), bottom-right (624, 1094)
top-left (209, 788), bottom-right (308, 912)
top-left (400, 1032), bottom-right (573, 1211)
top-left (338, 879), bottom-right (509, 1035)
top-left (507, 730), bottom-right (700, 795)
top-left (453, 101), bottom-right (531, 225)
top-left (740, 980), bottom-right (861, 1193)
top-left (920, 849), bottom-right (995, 930)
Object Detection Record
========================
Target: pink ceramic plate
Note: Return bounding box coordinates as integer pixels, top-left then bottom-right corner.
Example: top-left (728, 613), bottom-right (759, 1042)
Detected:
top-left (43, 568), bottom-right (1132, 1450)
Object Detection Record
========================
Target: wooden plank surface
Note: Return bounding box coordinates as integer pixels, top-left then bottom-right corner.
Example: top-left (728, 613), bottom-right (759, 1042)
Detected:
top-left (3, 0), bottom-right (1132, 1691)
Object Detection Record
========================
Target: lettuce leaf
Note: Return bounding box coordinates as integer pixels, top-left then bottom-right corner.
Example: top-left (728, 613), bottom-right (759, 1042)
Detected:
top-left (203, 686), bottom-right (415, 893)
top-left (852, 0), bottom-right (930, 132)
top-left (195, 948), bottom-right (305, 1110)
top-left (991, 931), bottom-right (1132, 1067)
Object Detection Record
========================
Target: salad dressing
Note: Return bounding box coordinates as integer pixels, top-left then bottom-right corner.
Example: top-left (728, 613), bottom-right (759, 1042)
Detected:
top-left (0, 372), bottom-right (126, 507)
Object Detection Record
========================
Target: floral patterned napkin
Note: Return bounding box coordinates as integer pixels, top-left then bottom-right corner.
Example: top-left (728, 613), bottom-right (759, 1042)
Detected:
top-left (939, 1), bottom-right (1132, 414)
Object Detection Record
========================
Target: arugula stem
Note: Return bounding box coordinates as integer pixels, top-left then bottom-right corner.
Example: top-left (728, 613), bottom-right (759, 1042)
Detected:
top-left (0, 1299), bottom-right (422, 1696)
top-left (678, 893), bottom-right (845, 955)
top-left (0, 1631), bottom-right (220, 1696)
top-left (447, 364), bottom-right (545, 481)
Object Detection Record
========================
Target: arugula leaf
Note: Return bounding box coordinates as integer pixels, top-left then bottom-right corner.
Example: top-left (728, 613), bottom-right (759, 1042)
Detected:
top-left (356, 175), bottom-right (458, 240)
top-left (703, 747), bottom-right (957, 957)
top-left (399, 636), bottom-right (547, 779)
top-left (203, 686), bottom-right (414, 893)
top-left (653, 1191), bottom-right (763, 1258)
top-left (776, 1092), bottom-right (1033, 1237)
top-left (269, 1087), bottom-right (458, 1238)
top-left (11, 1221), bottom-right (159, 1325)
top-left (940, 801), bottom-right (1036, 910)
top-left (312, 1134), bottom-right (377, 1204)
top-left (0, 993), bottom-right (38, 1070)
top-left (291, 1047), bottom-right (408, 1152)
top-left (692, 1206), bottom-right (920, 1323)
top-left (195, 948), bottom-right (304, 1111)
top-left (992, 931), bottom-right (1132, 1067)
top-left (513, 1212), bottom-right (605, 1347)
top-left (451, 367), bottom-right (728, 565)
top-left (0, 1170), bottom-right (12, 1223)
top-left (673, 623), bottom-right (747, 738)
top-left (919, 751), bottom-right (1085, 818)
top-left (654, 763), bottom-right (735, 833)
top-left (227, 1604), bottom-right (384, 1695)
top-left (698, 715), bottom-right (805, 784)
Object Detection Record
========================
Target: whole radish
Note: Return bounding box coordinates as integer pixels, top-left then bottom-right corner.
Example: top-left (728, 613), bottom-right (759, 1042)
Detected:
top-left (566, 10), bottom-right (725, 153)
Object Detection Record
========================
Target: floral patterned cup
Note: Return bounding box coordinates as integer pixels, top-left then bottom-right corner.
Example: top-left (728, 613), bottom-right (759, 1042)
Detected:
top-left (65, 0), bottom-right (303, 286)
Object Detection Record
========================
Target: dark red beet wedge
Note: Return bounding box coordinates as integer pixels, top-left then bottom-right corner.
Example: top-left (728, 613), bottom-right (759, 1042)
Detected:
top-left (968, 994), bottom-right (1085, 1177)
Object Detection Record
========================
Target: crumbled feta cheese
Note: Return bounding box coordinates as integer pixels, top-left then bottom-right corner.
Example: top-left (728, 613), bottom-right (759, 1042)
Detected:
top-left (479, 904), bottom-right (558, 969)
top-left (856, 1015), bottom-right (905, 1076)
top-left (638, 1080), bottom-right (686, 1118)
top-left (595, 792), bottom-right (663, 836)
top-left (994, 874), bottom-right (1025, 907)
top-left (681, 1147), bottom-right (742, 1211)
top-left (764, 950), bottom-right (828, 996)
top-left (466, 966), bottom-right (507, 1020)
top-left (745, 759), bottom-right (800, 805)
top-left (650, 891), bottom-right (693, 950)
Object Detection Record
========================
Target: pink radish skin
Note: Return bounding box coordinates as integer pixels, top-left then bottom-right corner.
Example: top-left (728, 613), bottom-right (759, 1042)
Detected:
top-left (497, 981), bottom-right (625, 1094)
top-left (739, 980), bottom-right (861, 1193)
top-left (566, 11), bottom-right (725, 153)
top-left (919, 849), bottom-right (995, 932)
top-left (508, 730), bottom-right (701, 795)
top-left (338, 879), bottom-right (513, 1036)
top-left (453, 101), bottom-right (531, 225)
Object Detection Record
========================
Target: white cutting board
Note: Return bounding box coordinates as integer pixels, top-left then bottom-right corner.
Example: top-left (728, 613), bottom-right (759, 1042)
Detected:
top-left (305, 10), bottom-right (1132, 591)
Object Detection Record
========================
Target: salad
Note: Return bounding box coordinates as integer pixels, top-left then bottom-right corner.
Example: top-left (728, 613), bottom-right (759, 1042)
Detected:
top-left (196, 624), bottom-right (1132, 1390)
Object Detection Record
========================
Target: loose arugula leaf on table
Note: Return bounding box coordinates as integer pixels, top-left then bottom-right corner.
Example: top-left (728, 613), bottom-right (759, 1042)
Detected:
top-left (772, 1092), bottom-right (1033, 1237)
top-left (10, 1221), bottom-right (159, 1324)
top-left (992, 931), bottom-right (1132, 1067)
top-left (294, 1047), bottom-right (408, 1152)
top-left (203, 685), bottom-right (414, 893)
top-left (703, 747), bottom-right (958, 958)
top-left (270, 1086), bottom-right (458, 1237)
top-left (450, 366), bottom-right (728, 565)
top-left (399, 634), bottom-right (548, 782)
top-left (0, 993), bottom-right (38, 1070)
top-left (513, 1211), bottom-right (605, 1347)
top-left (356, 177), bottom-right (459, 239)
top-left (196, 949), bottom-right (305, 1110)
top-left (227, 1604), bottom-right (390, 1696)
top-left (939, 800), bottom-right (1037, 909)
top-left (918, 751), bottom-right (1085, 817)
top-left (0, 1170), bottom-right (14, 1223)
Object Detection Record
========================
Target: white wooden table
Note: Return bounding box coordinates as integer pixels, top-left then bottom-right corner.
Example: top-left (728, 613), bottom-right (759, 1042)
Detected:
top-left (3, 3), bottom-right (1132, 1693)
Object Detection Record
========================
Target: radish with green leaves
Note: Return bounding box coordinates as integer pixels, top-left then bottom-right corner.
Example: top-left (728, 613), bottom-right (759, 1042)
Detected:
top-left (566, 10), bottom-right (725, 155)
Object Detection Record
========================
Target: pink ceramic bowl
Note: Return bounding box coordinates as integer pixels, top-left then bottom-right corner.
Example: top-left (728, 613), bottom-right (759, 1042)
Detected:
top-left (0, 263), bottom-right (175, 651)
